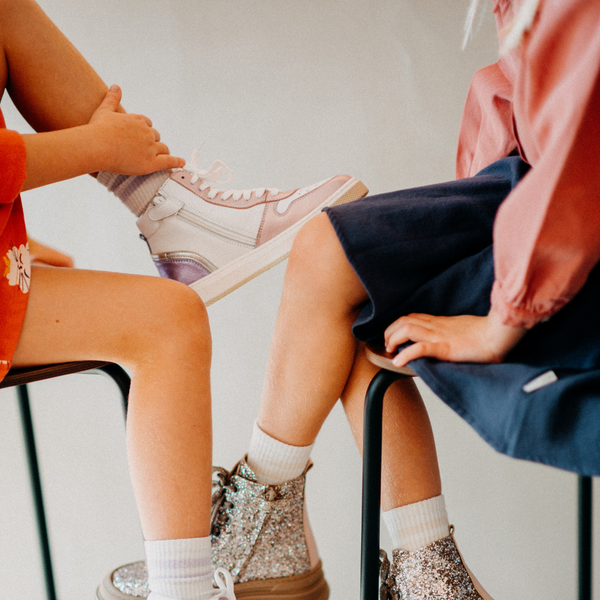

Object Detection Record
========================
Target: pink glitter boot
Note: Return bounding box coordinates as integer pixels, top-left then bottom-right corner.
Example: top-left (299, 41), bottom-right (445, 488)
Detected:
top-left (379, 527), bottom-right (494, 600)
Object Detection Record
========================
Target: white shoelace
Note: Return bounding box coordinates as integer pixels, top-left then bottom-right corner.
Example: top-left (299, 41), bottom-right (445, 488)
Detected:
top-left (210, 567), bottom-right (237, 599)
top-left (182, 147), bottom-right (280, 202)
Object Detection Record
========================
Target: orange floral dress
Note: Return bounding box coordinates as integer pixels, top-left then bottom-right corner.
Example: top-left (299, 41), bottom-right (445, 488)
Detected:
top-left (0, 107), bottom-right (30, 382)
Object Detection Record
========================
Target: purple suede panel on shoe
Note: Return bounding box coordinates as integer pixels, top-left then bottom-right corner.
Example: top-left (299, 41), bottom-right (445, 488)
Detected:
top-left (155, 259), bottom-right (211, 285)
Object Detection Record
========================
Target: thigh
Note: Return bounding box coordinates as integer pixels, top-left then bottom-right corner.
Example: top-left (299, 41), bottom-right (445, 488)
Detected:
top-left (12, 265), bottom-right (201, 368)
top-left (325, 157), bottom-right (530, 340)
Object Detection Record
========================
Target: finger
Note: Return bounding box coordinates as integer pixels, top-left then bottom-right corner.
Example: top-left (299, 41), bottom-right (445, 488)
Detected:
top-left (384, 320), bottom-right (412, 352)
top-left (151, 128), bottom-right (161, 142)
top-left (384, 314), bottom-right (435, 347)
top-left (153, 154), bottom-right (186, 171)
top-left (384, 316), bottom-right (413, 348)
top-left (98, 84), bottom-right (122, 113)
top-left (393, 341), bottom-right (444, 366)
top-left (154, 141), bottom-right (171, 155)
top-left (385, 321), bottom-right (435, 352)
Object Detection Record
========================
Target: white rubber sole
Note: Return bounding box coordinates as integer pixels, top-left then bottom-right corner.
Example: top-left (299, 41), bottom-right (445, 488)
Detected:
top-left (190, 178), bottom-right (368, 306)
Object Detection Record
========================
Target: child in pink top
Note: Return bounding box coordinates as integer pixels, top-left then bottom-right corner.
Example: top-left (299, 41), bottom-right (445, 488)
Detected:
top-left (103, 2), bottom-right (600, 600)
top-left (163, 1), bottom-right (600, 599)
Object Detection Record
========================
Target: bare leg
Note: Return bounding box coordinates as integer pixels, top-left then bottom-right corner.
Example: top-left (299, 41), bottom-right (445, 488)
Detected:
top-left (341, 344), bottom-right (441, 510)
top-left (12, 266), bottom-right (212, 541)
top-left (0, 0), bottom-right (120, 132)
top-left (258, 213), bottom-right (441, 508)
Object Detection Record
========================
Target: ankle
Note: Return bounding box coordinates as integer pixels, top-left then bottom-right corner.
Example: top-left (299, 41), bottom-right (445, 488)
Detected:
top-left (145, 537), bottom-right (214, 600)
top-left (383, 494), bottom-right (449, 552)
top-left (98, 170), bottom-right (171, 216)
top-left (247, 420), bottom-right (313, 484)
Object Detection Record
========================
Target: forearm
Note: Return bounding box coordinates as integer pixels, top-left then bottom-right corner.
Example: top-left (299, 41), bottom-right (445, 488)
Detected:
top-left (22, 125), bottom-right (104, 191)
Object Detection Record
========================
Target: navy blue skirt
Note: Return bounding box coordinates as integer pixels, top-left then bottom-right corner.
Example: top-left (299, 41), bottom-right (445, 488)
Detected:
top-left (325, 156), bottom-right (600, 476)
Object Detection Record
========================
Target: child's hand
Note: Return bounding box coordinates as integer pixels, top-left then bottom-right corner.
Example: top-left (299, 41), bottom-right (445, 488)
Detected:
top-left (28, 236), bottom-right (74, 268)
top-left (384, 309), bottom-right (527, 367)
top-left (88, 85), bottom-right (185, 175)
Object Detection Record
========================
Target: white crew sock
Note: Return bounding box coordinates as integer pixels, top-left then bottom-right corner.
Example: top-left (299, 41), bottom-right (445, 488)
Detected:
top-left (97, 170), bottom-right (171, 217)
top-left (247, 420), bottom-right (313, 484)
top-left (383, 495), bottom-right (450, 552)
top-left (145, 537), bottom-right (215, 600)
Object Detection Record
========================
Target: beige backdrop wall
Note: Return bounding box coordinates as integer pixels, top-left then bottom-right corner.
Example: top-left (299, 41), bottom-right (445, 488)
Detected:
top-left (0, 1), bottom-right (597, 599)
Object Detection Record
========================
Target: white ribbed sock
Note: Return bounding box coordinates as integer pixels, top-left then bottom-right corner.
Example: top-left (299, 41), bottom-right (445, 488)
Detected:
top-left (97, 170), bottom-right (171, 216)
top-left (247, 420), bottom-right (313, 484)
top-left (383, 495), bottom-right (450, 552)
top-left (145, 537), bottom-right (215, 600)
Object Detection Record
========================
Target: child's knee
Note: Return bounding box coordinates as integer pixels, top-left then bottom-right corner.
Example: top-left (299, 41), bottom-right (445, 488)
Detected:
top-left (162, 279), bottom-right (208, 330)
top-left (140, 277), bottom-right (210, 353)
top-left (287, 213), bottom-right (352, 290)
top-left (288, 213), bottom-right (341, 276)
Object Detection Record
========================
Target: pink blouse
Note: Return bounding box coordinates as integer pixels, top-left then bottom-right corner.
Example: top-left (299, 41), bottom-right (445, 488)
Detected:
top-left (456, 0), bottom-right (600, 328)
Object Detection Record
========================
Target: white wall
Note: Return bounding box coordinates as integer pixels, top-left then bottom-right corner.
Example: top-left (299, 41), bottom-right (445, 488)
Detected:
top-left (0, 1), bottom-right (597, 599)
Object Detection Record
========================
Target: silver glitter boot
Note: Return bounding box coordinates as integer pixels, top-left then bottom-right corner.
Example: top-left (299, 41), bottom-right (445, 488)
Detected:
top-left (378, 527), bottom-right (494, 600)
top-left (96, 458), bottom-right (328, 600)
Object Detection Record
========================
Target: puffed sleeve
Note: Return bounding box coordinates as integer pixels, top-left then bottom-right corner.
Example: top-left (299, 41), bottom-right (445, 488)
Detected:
top-left (490, 0), bottom-right (600, 328)
top-left (455, 0), bottom-right (519, 179)
top-left (0, 128), bottom-right (27, 204)
top-left (455, 61), bottom-right (517, 179)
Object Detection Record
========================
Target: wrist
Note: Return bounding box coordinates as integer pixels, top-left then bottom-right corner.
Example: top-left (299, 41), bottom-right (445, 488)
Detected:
top-left (486, 308), bottom-right (527, 360)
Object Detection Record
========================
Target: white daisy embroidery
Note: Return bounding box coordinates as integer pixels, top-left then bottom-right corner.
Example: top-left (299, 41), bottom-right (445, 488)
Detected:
top-left (4, 243), bottom-right (31, 293)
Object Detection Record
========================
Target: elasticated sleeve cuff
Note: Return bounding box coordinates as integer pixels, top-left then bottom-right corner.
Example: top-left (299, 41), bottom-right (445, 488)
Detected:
top-left (0, 129), bottom-right (27, 204)
top-left (490, 280), bottom-right (568, 329)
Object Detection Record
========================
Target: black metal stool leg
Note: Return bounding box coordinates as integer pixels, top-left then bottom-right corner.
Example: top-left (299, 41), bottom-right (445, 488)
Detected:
top-left (15, 365), bottom-right (130, 600)
top-left (578, 475), bottom-right (593, 600)
top-left (361, 369), bottom-right (406, 600)
top-left (17, 384), bottom-right (57, 600)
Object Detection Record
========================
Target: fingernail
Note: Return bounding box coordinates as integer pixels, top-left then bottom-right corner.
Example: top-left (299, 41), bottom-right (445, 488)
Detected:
top-left (109, 84), bottom-right (119, 92)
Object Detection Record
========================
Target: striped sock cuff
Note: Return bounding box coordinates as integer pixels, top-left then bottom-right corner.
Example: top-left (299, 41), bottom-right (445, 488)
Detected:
top-left (97, 170), bottom-right (171, 216)
top-left (383, 494), bottom-right (450, 552)
top-left (247, 420), bottom-right (313, 485)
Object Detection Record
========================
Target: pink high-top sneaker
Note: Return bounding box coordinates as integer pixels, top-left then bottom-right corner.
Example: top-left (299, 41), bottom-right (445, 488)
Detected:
top-left (137, 156), bottom-right (368, 305)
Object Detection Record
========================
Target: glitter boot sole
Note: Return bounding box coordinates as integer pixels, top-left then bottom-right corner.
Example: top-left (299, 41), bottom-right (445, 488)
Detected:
top-left (95, 560), bottom-right (328, 600)
top-left (229, 560), bottom-right (328, 600)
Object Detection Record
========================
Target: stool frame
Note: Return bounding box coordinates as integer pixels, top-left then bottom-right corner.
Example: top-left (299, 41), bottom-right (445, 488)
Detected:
top-left (360, 361), bottom-right (593, 600)
top-left (0, 361), bottom-right (131, 600)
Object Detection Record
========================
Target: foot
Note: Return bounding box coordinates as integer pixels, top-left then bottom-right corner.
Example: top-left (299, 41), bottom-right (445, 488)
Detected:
top-left (97, 459), bottom-right (328, 600)
top-left (379, 527), bottom-right (494, 600)
top-left (137, 155), bottom-right (368, 305)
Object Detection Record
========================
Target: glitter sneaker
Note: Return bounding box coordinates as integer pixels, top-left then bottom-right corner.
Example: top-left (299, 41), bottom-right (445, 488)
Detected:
top-left (378, 527), bottom-right (494, 600)
top-left (138, 153), bottom-right (368, 306)
top-left (97, 459), bottom-right (328, 600)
